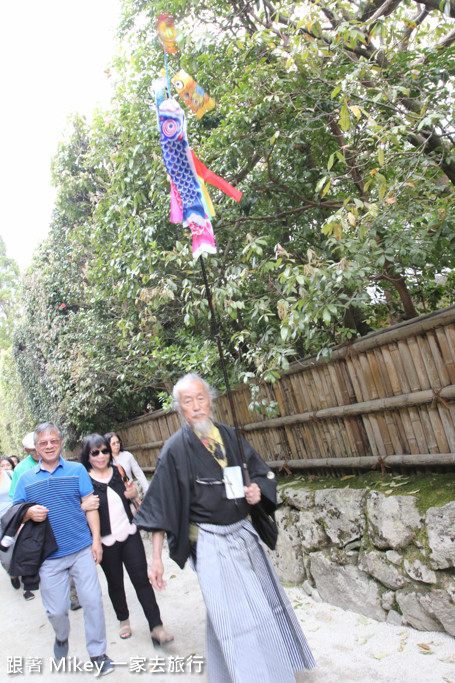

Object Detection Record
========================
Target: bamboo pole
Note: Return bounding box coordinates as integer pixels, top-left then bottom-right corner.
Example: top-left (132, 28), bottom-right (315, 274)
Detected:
top-left (406, 405), bottom-right (427, 453)
top-left (128, 440), bottom-right (165, 451)
top-left (372, 347), bottom-right (390, 397)
top-left (266, 453), bottom-right (455, 470)
top-left (397, 340), bottom-right (420, 392)
top-left (120, 408), bottom-right (169, 426)
top-left (273, 379), bottom-right (299, 459)
top-left (118, 452), bottom-right (455, 475)
top-left (443, 325), bottom-right (455, 371)
top-left (383, 411), bottom-right (403, 453)
top-left (391, 410), bottom-right (408, 453)
top-left (417, 335), bottom-right (441, 388)
top-left (435, 327), bottom-right (455, 384)
top-left (428, 331), bottom-right (450, 386)
top-left (388, 342), bottom-right (410, 394)
top-left (408, 336), bottom-right (430, 389)
top-left (328, 363), bottom-right (346, 405)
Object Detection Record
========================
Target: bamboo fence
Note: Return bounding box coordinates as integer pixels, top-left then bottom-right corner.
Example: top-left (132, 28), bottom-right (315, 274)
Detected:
top-left (118, 305), bottom-right (455, 475)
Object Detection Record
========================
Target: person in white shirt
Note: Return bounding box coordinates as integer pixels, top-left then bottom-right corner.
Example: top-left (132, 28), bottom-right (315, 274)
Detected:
top-left (104, 432), bottom-right (149, 496)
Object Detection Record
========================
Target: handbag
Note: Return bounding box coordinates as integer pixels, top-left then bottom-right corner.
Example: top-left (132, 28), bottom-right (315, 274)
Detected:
top-left (250, 501), bottom-right (278, 550)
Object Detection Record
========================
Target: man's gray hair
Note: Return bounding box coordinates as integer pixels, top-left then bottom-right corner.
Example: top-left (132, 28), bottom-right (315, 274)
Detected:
top-left (172, 373), bottom-right (217, 414)
top-left (34, 422), bottom-right (63, 444)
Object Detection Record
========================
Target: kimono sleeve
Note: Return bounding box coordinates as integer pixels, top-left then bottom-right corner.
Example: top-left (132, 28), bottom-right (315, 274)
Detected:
top-left (134, 436), bottom-right (192, 568)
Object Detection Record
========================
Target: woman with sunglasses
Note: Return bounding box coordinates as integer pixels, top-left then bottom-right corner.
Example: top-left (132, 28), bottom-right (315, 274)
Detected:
top-left (80, 434), bottom-right (173, 645)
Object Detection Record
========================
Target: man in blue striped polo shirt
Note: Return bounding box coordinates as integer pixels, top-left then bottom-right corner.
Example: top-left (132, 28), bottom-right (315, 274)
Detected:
top-left (13, 422), bottom-right (114, 676)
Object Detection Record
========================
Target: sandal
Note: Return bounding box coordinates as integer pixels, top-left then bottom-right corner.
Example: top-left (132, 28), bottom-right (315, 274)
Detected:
top-left (119, 619), bottom-right (132, 639)
top-left (151, 625), bottom-right (174, 647)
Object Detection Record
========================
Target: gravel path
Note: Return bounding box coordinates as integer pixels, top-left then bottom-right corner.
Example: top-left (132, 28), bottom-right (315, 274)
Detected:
top-left (1, 538), bottom-right (454, 682)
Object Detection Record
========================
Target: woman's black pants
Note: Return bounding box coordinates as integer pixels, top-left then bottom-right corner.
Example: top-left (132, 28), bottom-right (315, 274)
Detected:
top-left (100, 531), bottom-right (162, 630)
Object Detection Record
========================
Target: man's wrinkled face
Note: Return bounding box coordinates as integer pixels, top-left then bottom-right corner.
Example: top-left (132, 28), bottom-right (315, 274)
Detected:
top-left (179, 380), bottom-right (211, 429)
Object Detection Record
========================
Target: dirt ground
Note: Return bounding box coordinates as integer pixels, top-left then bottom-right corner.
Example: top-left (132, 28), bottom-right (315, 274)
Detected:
top-left (1, 535), bottom-right (455, 682)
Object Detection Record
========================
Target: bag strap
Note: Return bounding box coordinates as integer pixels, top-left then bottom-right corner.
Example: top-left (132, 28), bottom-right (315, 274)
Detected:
top-left (116, 463), bottom-right (128, 482)
top-left (116, 463), bottom-right (141, 511)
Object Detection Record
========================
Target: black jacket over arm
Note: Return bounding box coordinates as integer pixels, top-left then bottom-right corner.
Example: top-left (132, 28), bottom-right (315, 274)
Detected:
top-left (1, 502), bottom-right (58, 589)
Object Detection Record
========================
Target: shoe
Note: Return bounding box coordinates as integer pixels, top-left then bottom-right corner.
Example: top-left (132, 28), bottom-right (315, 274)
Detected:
top-left (54, 638), bottom-right (69, 660)
top-left (151, 624), bottom-right (174, 647)
top-left (23, 590), bottom-right (35, 601)
top-left (119, 619), bottom-right (132, 639)
top-left (70, 598), bottom-right (82, 611)
top-left (10, 576), bottom-right (20, 590)
top-left (90, 655), bottom-right (115, 677)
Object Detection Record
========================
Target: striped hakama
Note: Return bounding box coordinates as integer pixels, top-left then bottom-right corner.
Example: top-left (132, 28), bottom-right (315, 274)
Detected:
top-left (195, 519), bottom-right (315, 682)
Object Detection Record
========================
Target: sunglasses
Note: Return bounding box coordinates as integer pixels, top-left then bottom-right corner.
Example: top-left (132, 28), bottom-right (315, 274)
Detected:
top-left (90, 448), bottom-right (110, 457)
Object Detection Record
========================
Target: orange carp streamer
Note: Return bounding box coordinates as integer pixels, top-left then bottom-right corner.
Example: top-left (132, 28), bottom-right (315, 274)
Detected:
top-left (156, 13), bottom-right (178, 54)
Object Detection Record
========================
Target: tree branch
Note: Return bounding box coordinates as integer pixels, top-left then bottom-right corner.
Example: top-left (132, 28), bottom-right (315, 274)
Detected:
top-left (398, 8), bottom-right (429, 51)
top-left (230, 151), bottom-right (262, 185)
top-left (410, 0), bottom-right (455, 18)
top-left (365, 0), bottom-right (402, 23)
top-left (216, 201), bottom-right (343, 229)
top-left (434, 26), bottom-right (455, 49)
top-left (407, 131), bottom-right (455, 185)
top-left (326, 115), bottom-right (366, 197)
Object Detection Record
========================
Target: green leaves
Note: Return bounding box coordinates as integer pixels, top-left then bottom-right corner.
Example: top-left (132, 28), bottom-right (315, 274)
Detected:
top-left (3, 0), bottom-right (455, 442)
top-left (0, 236), bottom-right (20, 352)
top-left (338, 102), bottom-right (351, 132)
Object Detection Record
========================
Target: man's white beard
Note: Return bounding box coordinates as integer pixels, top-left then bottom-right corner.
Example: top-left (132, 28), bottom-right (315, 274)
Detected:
top-left (193, 417), bottom-right (212, 437)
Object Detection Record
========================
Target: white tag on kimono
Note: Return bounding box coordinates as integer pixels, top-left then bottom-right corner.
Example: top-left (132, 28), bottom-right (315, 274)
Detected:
top-left (223, 466), bottom-right (245, 499)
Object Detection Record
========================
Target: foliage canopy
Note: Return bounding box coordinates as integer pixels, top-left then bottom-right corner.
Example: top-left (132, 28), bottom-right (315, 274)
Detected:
top-left (6, 0), bottom-right (455, 443)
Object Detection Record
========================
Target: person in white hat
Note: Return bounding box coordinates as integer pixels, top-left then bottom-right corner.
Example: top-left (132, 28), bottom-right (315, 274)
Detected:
top-left (9, 432), bottom-right (38, 500)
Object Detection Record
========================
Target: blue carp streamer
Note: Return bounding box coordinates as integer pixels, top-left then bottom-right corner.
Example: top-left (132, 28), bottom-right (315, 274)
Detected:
top-left (158, 98), bottom-right (215, 256)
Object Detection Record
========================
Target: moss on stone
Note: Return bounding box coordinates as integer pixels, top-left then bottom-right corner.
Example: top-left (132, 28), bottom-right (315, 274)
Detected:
top-left (277, 471), bottom-right (455, 515)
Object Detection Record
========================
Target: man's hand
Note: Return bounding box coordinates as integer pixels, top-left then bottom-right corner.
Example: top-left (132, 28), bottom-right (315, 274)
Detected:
top-left (149, 530), bottom-right (166, 590)
top-left (244, 482), bottom-right (261, 505)
top-left (24, 505), bottom-right (48, 523)
top-left (81, 494), bottom-right (99, 512)
top-left (149, 558), bottom-right (166, 591)
top-left (91, 539), bottom-right (103, 565)
top-left (124, 483), bottom-right (138, 500)
top-left (84, 506), bottom-right (102, 564)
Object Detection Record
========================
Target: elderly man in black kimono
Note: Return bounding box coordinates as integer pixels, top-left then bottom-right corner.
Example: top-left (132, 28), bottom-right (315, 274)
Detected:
top-left (134, 373), bottom-right (315, 682)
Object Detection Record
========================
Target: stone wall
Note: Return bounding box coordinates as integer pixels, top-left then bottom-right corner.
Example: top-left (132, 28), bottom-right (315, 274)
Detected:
top-left (272, 485), bottom-right (455, 636)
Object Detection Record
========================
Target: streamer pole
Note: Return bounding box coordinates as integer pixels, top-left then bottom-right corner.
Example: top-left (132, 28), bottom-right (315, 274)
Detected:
top-left (199, 254), bottom-right (251, 486)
